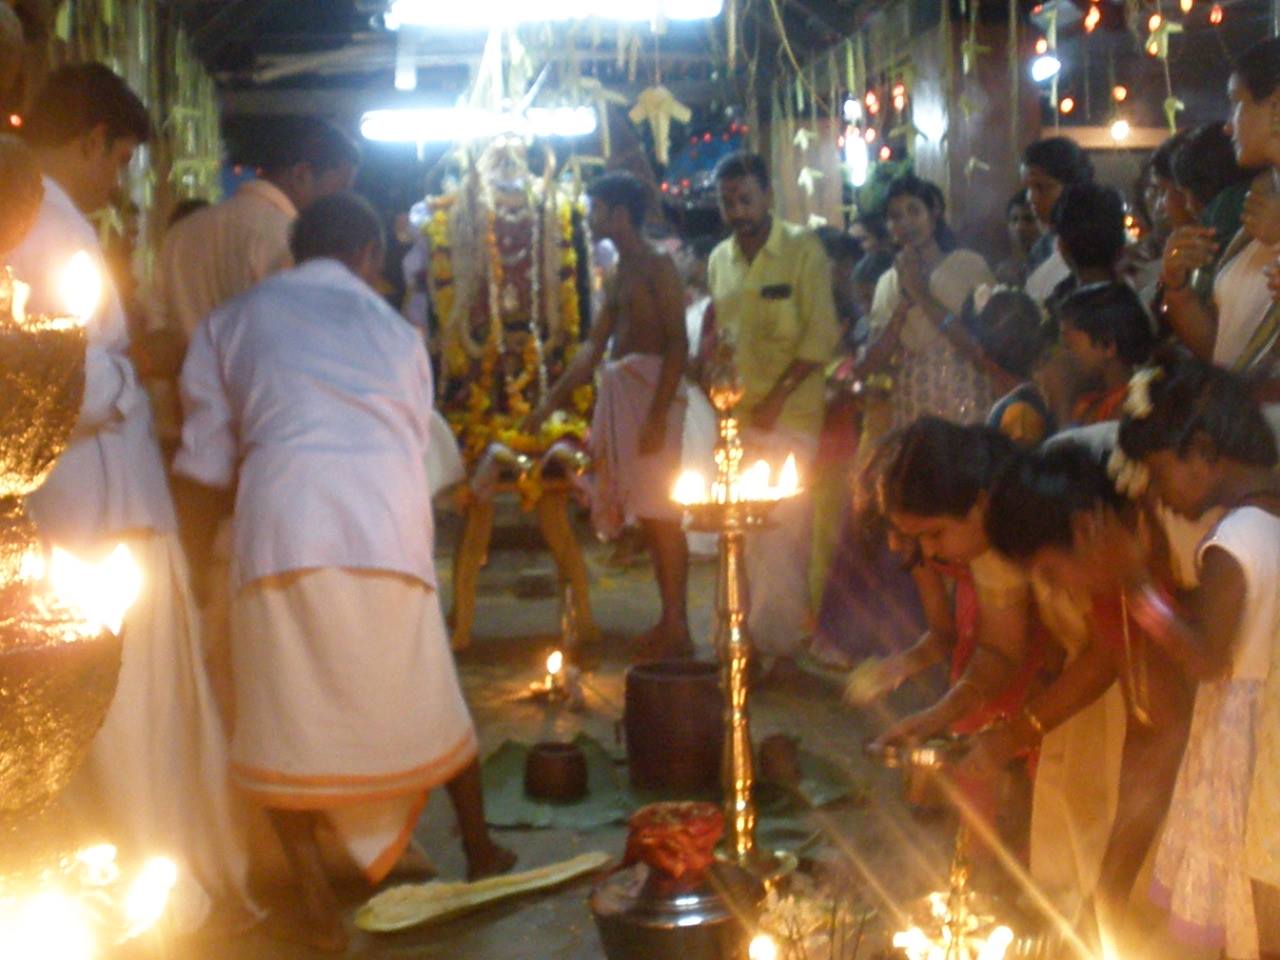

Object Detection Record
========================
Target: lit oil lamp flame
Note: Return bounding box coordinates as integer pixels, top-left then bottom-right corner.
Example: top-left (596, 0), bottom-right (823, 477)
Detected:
top-left (892, 918), bottom-right (1015, 960)
top-left (671, 469), bottom-right (708, 506)
top-left (741, 459), bottom-right (771, 499)
top-left (58, 250), bottom-right (101, 324)
top-left (0, 889), bottom-right (95, 960)
top-left (672, 455), bottom-right (800, 507)
top-left (546, 649), bottom-right (564, 677)
top-left (49, 544), bottom-right (142, 636)
top-left (748, 932), bottom-right (778, 960)
top-left (9, 275), bottom-right (31, 325)
top-left (75, 843), bottom-right (121, 886)
top-left (123, 856), bottom-right (178, 938)
top-left (777, 453), bottom-right (799, 496)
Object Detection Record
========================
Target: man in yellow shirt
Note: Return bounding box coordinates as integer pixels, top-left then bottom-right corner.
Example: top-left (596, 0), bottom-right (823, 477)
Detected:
top-left (706, 152), bottom-right (840, 667)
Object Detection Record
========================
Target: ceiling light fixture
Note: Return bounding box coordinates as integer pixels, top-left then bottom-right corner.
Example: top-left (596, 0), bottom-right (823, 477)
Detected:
top-left (845, 131), bottom-right (869, 187)
top-left (384, 0), bottom-right (723, 29)
top-left (1030, 54), bottom-right (1061, 83)
top-left (359, 106), bottom-right (599, 142)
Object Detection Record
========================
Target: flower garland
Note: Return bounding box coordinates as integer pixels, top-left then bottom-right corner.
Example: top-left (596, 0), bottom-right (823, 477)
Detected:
top-left (429, 178), bottom-right (592, 472)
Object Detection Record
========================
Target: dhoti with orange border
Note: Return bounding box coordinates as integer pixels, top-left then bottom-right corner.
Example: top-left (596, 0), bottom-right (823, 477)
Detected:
top-left (229, 567), bottom-right (477, 884)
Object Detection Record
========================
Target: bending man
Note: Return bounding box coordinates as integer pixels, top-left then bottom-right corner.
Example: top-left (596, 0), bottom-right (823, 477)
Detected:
top-left (174, 192), bottom-right (513, 951)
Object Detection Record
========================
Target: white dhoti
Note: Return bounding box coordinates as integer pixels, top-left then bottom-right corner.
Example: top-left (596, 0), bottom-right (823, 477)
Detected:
top-left (588, 354), bottom-right (688, 539)
top-left (229, 568), bottom-right (477, 883)
top-left (70, 531), bottom-right (259, 933)
top-left (742, 427), bottom-right (818, 658)
top-left (1030, 682), bottom-right (1127, 920)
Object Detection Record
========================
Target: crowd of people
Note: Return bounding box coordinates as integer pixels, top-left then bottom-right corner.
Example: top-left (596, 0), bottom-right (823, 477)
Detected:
top-left (2, 25), bottom-right (1280, 960)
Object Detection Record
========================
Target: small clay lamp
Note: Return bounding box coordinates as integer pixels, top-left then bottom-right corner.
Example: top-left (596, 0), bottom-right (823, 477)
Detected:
top-left (523, 741), bottom-right (588, 803)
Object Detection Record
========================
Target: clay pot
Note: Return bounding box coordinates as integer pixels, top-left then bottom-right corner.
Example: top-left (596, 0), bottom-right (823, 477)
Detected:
top-left (624, 660), bottom-right (723, 793)
top-left (524, 741), bottom-right (588, 803)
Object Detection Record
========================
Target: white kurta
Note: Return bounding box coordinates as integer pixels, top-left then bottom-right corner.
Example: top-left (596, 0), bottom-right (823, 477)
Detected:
top-left (7, 176), bottom-right (256, 931)
top-left (152, 178), bottom-right (296, 338)
top-left (8, 177), bottom-right (174, 546)
top-left (173, 257), bottom-right (473, 881)
top-left (174, 258), bottom-right (438, 590)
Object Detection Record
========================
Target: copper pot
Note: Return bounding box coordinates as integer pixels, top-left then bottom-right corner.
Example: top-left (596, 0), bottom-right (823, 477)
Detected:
top-left (524, 741), bottom-right (588, 803)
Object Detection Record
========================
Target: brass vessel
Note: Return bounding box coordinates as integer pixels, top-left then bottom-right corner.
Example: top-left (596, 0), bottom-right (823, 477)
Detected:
top-left (0, 272), bottom-right (121, 870)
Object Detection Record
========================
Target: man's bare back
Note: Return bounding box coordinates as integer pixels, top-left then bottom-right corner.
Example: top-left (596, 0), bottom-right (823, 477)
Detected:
top-left (605, 246), bottom-right (686, 360)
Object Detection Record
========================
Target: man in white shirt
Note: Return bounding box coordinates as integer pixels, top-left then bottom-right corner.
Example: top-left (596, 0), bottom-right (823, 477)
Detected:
top-left (174, 192), bottom-right (514, 952)
top-left (148, 116), bottom-right (359, 736)
top-left (7, 63), bottom-right (258, 934)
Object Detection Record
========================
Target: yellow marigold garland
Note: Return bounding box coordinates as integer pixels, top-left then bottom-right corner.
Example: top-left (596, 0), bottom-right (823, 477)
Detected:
top-left (428, 191), bottom-right (592, 482)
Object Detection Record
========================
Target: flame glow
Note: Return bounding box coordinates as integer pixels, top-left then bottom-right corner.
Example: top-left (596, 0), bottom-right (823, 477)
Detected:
top-left (672, 470), bottom-right (709, 505)
top-left (58, 251), bottom-right (101, 323)
top-left (9, 276), bottom-right (30, 325)
top-left (893, 896), bottom-right (1015, 960)
top-left (75, 844), bottom-right (121, 887)
top-left (0, 890), bottom-right (96, 960)
top-left (546, 650), bottom-right (564, 676)
top-left (123, 857), bottom-right (178, 938)
top-left (778, 454), bottom-right (799, 496)
top-left (671, 454), bottom-right (801, 506)
top-left (49, 544), bottom-right (142, 636)
top-left (748, 932), bottom-right (779, 960)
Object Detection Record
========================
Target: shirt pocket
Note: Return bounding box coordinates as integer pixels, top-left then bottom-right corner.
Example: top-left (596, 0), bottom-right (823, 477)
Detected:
top-left (754, 286), bottom-right (801, 348)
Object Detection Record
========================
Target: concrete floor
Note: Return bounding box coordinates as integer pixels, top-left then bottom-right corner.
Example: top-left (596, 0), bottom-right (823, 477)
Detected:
top-left (189, 499), bottom-right (954, 960)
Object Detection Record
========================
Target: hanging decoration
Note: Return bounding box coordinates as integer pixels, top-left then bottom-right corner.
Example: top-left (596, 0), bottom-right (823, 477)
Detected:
top-left (629, 85), bottom-right (692, 165)
top-left (1145, 15), bottom-right (1183, 58)
top-left (965, 156), bottom-right (992, 181)
top-left (961, 0), bottom-right (991, 76)
top-left (793, 127), bottom-right (815, 151)
top-left (566, 77), bottom-right (628, 158)
top-left (797, 166), bottom-right (824, 196)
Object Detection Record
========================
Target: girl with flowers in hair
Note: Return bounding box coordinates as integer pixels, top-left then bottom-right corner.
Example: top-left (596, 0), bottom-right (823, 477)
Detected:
top-left (1115, 350), bottom-right (1280, 960)
top-left (976, 441), bottom-right (1194, 954)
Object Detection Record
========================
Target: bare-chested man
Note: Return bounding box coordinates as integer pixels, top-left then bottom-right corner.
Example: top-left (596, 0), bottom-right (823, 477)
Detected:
top-left (530, 171), bottom-right (690, 660)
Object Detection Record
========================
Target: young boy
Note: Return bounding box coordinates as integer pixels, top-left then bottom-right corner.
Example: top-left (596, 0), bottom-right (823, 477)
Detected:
top-left (1058, 281), bottom-right (1155, 424)
top-left (530, 171), bottom-right (691, 660)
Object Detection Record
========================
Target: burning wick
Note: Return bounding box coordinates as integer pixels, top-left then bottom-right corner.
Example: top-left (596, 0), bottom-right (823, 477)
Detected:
top-left (545, 650), bottom-right (565, 690)
top-left (671, 453), bottom-right (801, 506)
top-left (748, 933), bottom-right (779, 960)
top-left (9, 276), bottom-right (30, 325)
